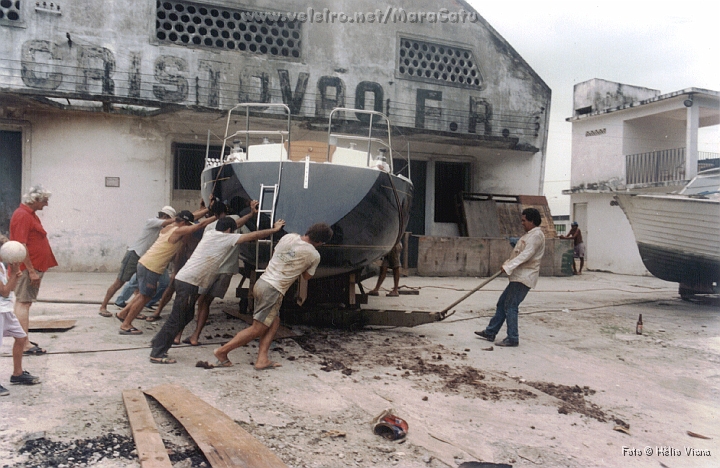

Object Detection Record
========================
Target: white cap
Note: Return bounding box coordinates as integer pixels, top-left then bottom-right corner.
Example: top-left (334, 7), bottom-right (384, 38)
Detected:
top-left (160, 206), bottom-right (176, 218)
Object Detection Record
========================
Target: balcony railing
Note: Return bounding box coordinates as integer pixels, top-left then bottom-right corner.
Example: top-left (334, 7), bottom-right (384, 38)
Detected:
top-left (626, 148), bottom-right (686, 185)
top-left (699, 151), bottom-right (720, 172)
top-left (626, 149), bottom-right (720, 185)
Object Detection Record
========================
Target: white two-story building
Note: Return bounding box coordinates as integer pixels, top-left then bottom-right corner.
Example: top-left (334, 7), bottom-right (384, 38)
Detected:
top-left (564, 79), bottom-right (719, 274)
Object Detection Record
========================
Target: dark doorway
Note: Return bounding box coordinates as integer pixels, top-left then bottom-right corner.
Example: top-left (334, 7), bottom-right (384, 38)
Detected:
top-left (394, 158), bottom-right (426, 268)
top-left (173, 142), bottom-right (223, 190)
top-left (0, 131), bottom-right (22, 236)
top-left (434, 161), bottom-right (470, 224)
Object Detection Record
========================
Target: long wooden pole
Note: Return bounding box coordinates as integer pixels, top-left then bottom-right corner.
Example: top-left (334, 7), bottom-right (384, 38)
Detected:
top-left (438, 270), bottom-right (503, 316)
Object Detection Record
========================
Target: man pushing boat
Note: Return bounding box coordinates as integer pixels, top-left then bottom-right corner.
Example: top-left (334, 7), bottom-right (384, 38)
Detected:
top-left (212, 222), bottom-right (334, 370)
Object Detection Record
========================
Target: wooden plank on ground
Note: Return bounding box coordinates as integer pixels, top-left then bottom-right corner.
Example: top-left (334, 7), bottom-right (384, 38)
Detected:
top-left (28, 318), bottom-right (76, 331)
top-left (145, 384), bottom-right (288, 468)
top-left (122, 389), bottom-right (172, 468)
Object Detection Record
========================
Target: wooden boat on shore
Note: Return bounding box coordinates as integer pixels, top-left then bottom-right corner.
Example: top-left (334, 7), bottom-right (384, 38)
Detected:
top-left (615, 168), bottom-right (720, 297)
top-left (201, 104), bottom-right (413, 283)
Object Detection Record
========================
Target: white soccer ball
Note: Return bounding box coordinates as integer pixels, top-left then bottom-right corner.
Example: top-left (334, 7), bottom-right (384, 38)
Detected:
top-left (0, 240), bottom-right (27, 264)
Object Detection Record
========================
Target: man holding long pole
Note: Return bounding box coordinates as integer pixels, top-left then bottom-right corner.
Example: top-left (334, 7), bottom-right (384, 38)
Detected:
top-left (475, 208), bottom-right (545, 347)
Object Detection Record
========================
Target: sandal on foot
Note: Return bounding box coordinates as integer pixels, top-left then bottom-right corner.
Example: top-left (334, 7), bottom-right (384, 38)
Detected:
top-left (182, 337), bottom-right (201, 346)
top-left (213, 359), bottom-right (233, 368)
top-left (23, 345), bottom-right (47, 356)
top-left (115, 312), bottom-right (125, 322)
top-left (367, 290), bottom-right (379, 296)
top-left (386, 291), bottom-right (400, 297)
top-left (145, 315), bottom-right (162, 322)
top-left (99, 310), bottom-right (112, 317)
top-left (150, 356), bottom-right (176, 364)
top-left (119, 327), bottom-right (143, 335)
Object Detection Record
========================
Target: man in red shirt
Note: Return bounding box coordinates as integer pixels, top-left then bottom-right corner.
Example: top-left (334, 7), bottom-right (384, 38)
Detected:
top-left (9, 185), bottom-right (58, 355)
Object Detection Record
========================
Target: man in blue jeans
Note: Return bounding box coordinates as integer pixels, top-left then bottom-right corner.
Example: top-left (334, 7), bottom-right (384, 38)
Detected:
top-left (113, 269), bottom-right (169, 310)
top-left (474, 208), bottom-right (545, 347)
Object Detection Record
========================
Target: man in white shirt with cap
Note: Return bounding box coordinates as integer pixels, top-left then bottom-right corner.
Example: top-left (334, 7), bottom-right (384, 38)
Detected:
top-left (99, 206), bottom-right (176, 317)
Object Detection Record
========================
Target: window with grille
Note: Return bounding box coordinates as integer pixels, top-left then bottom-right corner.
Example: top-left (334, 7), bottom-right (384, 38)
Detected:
top-left (398, 38), bottom-right (482, 89)
top-left (156, 0), bottom-right (302, 59)
top-left (173, 143), bottom-right (222, 191)
top-left (0, 0), bottom-right (21, 22)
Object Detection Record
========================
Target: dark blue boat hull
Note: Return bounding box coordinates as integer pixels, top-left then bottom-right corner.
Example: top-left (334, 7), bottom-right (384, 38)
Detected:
top-left (201, 161), bottom-right (413, 278)
top-left (637, 242), bottom-right (720, 292)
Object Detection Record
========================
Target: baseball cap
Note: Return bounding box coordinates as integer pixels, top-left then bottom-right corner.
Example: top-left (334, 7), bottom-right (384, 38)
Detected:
top-left (571, 221), bottom-right (578, 226)
top-left (159, 206), bottom-right (176, 218)
top-left (177, 210), bottom-right (194, 224)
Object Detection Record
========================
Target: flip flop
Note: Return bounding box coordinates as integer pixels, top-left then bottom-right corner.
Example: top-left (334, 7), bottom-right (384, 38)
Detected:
top-left (145, 315), bottom-right (162, 322)
top-left (98, 310), bottom-right (112, 317)
top-left (367, 291), bottom-right (379, 296)
top-left (386, 291), bottom-right (400, 297)
top-left (150, 356), bottom-right (176, 364)
top-left (213, 359), bottom-right (233, 368)
top-left (23, 345), bottom-right (47, 356)
top-left (254, 361), bottom-right (282, 371)
top-left (119, 327), bottom-right (143, 335)
top-left (182, 337), bottom-right (201, 346)
top-left (115, 312), bottom-right (125, 322)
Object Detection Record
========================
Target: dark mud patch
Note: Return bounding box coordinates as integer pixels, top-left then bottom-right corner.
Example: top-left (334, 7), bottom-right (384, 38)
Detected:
top-left (13, 433), bottom-right (208, 467)
top-left (294, 329), bottom-right (536, 401)
top-left (525, 381), bottom-right (607, 422)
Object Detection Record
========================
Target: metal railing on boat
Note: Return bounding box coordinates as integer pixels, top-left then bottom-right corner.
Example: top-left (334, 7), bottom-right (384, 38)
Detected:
top-left (220, 103), bottom-right (292, 164)
top-left (327, 108), bottom-right (394, 173)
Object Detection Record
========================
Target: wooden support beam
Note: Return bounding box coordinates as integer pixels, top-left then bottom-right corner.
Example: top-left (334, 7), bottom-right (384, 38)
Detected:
top-left (28, 318), bottom-right (76, 331)
top-left (144, 384), bottom-right (288, 468)
top-left (283, 308), bottom-right (443, 328)
top-left (122, 389), bottom-right (173, 468)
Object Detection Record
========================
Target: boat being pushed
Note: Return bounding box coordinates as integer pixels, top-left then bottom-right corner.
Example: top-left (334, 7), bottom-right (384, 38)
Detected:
top-left (200, 103), bottom-right (413, 287)
top-left (615, 168), bottom-right (720, 298)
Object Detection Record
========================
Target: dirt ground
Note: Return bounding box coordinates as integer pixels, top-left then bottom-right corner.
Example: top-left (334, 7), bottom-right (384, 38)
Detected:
top-left (0, 271), bottom-right (718, 467)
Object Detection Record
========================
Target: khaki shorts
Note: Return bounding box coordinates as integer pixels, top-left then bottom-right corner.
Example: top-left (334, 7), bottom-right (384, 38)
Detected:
top-left (199, 273), bottom-right (232, 298)
top-left (252, 278), bottom-right (283, 327)
top-left (574, 242), bottom-right (586, 259)
top-left (14, 270), bottom-right (44, 303)
top-left (1, 311), bottom-right (27, 347)
top-left (381, 242), bottom-right (402, 269)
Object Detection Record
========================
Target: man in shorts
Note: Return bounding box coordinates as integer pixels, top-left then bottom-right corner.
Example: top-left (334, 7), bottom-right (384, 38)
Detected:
top-left (148, 211), bottom-right (284, 364)
top-left (560, 221), bottom-right (585, 275)
top-left (367, 242), bottom-right (402, 297)
top-left (178, 201), bottom-right (252, 346)
top-left (213, 223), bottom-right (333, 370)
top-left (10, 185), bottom-right (57, 355)
top-left (1, 235), bottom-right (41, 395)
top-left (117, 208), bottom-right (214, 335)
top-left (99, 206), bottom-right (176, 317)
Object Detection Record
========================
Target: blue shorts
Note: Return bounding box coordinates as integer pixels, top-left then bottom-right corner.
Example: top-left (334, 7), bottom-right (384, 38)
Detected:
top-left (137, 263), bottom-right (160, 297)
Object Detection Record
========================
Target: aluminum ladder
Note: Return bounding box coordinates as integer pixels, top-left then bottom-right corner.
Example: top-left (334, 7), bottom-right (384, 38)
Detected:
top-left (255, 183), bottom-right (278, 272)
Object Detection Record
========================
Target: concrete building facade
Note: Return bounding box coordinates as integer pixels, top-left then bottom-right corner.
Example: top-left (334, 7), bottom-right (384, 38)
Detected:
top-left (565, 79), bottom-right (720, 274)
top-left (1, 0), bottom-right (550, 271)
